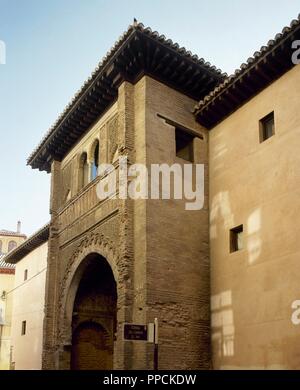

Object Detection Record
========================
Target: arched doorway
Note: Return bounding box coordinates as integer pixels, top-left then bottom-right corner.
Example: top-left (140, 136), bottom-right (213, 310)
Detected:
top-left (70, 253), bottom-right (117, 370)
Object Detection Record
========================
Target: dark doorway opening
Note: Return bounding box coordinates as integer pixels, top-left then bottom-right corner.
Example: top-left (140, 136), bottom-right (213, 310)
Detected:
top-left (70, 254), bottom-right (117, 370)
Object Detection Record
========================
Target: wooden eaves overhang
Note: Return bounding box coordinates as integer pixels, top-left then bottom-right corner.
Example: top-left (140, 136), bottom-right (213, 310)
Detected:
top-left (27, 22), bottom-right (226, 172)
top-left (194, 15), bottom-right (300, 129)
top-left (4, 224), bottom-right (49, 264)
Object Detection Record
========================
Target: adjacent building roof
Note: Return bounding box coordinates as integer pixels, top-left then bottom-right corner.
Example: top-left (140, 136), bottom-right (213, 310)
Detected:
top-left (27, 21), bottom-right (226, 173)
top-left (194, 14), bottom-right (300, 128)
top-left (0, 254), bottom-right (15, 270)
top-left (0, 229), bottom-right (27, 238)
top-left (4, 223), bottom-right (49, 264)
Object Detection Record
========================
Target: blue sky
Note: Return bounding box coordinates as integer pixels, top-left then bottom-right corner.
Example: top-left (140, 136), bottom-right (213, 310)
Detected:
top-left (0, 0), bottom-right (299, 235)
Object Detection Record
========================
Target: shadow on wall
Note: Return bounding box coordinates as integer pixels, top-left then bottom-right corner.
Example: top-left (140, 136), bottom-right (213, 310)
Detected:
top-left (210, 191), bottom-right (234, 240)
top-left (247, 209), bottom-right (262, 265)
top-left (210, 192), bottom-right (262, 266)
top-left (209, 190), bottom-right (264, 365)
top-left (211, 290), bottom-right (234, 358)
top-left (210, 131), bottom-right (228, 175)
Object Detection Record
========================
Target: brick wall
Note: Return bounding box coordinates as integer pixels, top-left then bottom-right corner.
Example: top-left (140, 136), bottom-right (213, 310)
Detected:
top-left (43, 76), bottom-right (210, 370)
top-left (71, 322), bottom-right (112, 370)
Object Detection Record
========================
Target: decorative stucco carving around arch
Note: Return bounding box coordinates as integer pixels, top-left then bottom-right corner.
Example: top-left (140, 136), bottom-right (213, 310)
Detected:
top-left (88, 138), bottom-right (100, 163)
top-left (57, 231), bottom-right (120, 344)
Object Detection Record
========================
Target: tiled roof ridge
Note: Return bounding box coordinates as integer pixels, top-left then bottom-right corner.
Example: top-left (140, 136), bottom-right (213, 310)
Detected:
top-left (0, 229), bottom-right (27, 238)
top-left (194, 14), bottom-right (300, 113)
top-left (0, 254), bottom-right (15, 269)
top-left (3, 223), bottom-right (49, 264)
top-left (27, 21), bottom-right (225, 165)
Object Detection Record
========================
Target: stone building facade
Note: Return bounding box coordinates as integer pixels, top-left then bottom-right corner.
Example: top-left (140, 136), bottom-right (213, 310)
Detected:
top-left (17, 15), bottom-right (300, 369)
top-left (27, 22), bottom-right (223, 370)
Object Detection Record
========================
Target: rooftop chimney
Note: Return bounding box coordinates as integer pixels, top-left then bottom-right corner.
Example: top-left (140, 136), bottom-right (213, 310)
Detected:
top-left (17, 221), bottom-right (21, 234)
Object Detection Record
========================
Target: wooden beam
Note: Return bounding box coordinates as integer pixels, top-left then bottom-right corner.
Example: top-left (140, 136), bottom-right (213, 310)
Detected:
top-left (153, 52), bottom-right (170, 73)
top-left (150, 45), bottom-right (161, 69)
top-left (178, 64), bottom-right (194, 84)
top-left (254, 63), bottom-right (272, 82)
top-left (161, 55), bottom-right (178, 76)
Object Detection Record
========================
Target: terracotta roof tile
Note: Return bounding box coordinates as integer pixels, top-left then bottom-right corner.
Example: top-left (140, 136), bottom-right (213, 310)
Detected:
top-left (0, 254), bottom-right (15, 269)
top-left (194, 14), bottom-right (300, 115)
top-left (28, 21), bottom-right (225, 170)
top-left (0, 230), bottom-right (26, 238)
top-left (4, 223), bottom-right (49, 264)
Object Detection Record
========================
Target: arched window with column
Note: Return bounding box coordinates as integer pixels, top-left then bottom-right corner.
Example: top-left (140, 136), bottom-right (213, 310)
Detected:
top-left (8, 240), bottom-right (17, 252)
top-left (90, 140), bottom-right (99, 181)
top-left (79, 152), bottom-right (89, 190)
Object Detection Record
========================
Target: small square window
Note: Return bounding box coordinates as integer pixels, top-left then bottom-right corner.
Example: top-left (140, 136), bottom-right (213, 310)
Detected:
top-left (21, 321), bottom-right (26, 336)
top-left (24, 269), bottom-right (28, 281)
top-left (230, 225), bottom-right (243, 253)
top-left (175, 128), bottom-right (194, 162)
top-left (260, 112), bottom-right (275, 142)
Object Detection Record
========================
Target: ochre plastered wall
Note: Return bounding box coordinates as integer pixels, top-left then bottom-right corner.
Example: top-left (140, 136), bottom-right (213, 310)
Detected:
top-left (209, 64), bottom-right (300, 369)
top-left (10, 242), bottom-right (48, 369)
top-left (0, 233), bottom-right (26, 370)
top-left (0, 272), bottom-right (14, 370)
